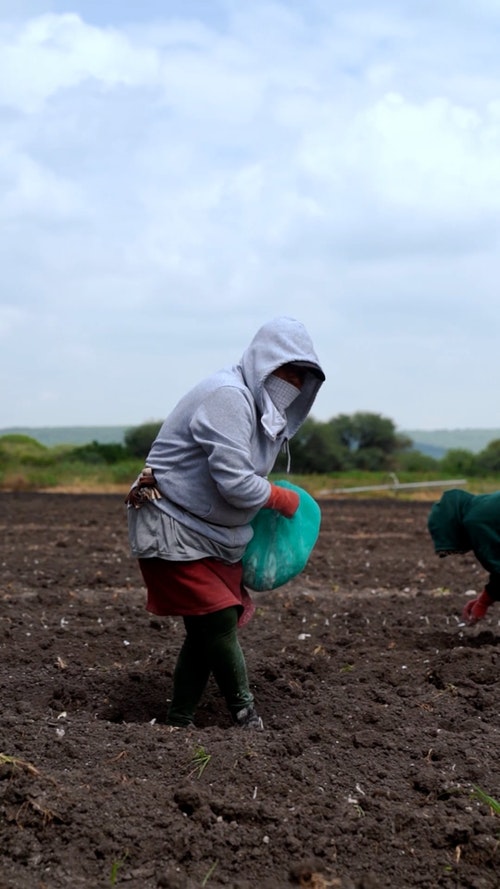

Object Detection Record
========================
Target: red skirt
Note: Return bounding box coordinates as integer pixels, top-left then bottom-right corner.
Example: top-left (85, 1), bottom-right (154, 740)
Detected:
top-left (138, 557), bottom-right (255, 627)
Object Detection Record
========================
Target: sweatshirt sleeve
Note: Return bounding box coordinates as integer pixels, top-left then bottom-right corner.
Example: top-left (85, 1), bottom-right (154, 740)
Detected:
top-left (189, 386), bottom-right (271, 510)
top-left (485, 574), bottom-right (500, 601)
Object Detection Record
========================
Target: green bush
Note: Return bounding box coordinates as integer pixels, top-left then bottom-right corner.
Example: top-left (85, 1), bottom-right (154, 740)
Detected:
top-left (124, 422), bottom-right (162, 459)
top-left (396, 450), bottom-right (440, 472)
top-left (439, 448), bottom-right (479, 477)
top-left (0, 434), bottom-right (47, 460)
top-left (68, 441), bottom-right (130, 465)
top-left (110, 460), bottom-right (143, 484)
top-left (476, 439), bottom-right (500, 474)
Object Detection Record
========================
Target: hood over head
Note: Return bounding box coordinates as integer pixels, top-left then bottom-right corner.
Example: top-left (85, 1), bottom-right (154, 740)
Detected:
top-left (427, 489), bottom-right (475, 554)
top-left (237, 316), bottom-right (325, 439)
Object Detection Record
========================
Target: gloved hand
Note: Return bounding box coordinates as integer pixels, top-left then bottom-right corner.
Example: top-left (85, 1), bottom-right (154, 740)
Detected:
top-left (462, 589), bottom-right (494, 625)
top-left (125, 467), bottom-right (162, 509)
top-left (265, 484), bottom-right (300, 518)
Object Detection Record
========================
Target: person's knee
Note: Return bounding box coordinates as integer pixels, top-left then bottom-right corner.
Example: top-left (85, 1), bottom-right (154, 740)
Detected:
top-left (184, 607), bottom-right (238, 641)
top-left (206, 606), bottom-right (239, 639)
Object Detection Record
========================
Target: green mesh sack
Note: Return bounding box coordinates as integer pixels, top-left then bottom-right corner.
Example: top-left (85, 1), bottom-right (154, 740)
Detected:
top-left (242, 480), bottom-right (321, 591)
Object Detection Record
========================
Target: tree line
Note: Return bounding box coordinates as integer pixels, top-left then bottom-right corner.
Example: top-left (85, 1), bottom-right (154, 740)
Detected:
top-left (80, 412), bottom-right (500, 476)
top-left (2, 412), bottom-right (500, 482)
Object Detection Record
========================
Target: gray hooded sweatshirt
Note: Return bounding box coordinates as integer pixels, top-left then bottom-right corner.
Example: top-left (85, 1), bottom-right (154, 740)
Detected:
top-left (136, 316), bottom-right (324, 551)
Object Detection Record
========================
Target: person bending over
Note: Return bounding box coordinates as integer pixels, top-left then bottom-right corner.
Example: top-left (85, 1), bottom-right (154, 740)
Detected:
top-left (428, 488), bottom-right (500, 625)
top-left (126, 316), bottom-right (325, 730)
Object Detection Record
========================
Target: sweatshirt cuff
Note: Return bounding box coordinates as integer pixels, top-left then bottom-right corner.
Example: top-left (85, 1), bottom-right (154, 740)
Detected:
top-left (485, 574), bottom-right (500, 601)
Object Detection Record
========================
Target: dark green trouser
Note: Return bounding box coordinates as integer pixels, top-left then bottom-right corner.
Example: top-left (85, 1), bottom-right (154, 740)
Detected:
top-left (167, 606), bottom-right (254, 727)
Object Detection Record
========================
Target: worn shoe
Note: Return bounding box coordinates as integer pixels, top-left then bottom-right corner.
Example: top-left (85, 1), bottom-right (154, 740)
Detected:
top-left (164, 723), bottom-right (195, 732)
top-left (234, 706), bottom-right (264, 731)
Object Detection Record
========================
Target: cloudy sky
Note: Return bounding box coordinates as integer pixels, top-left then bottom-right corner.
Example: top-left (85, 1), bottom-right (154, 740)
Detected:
top-left (1, 0), bottom-right (499, 432)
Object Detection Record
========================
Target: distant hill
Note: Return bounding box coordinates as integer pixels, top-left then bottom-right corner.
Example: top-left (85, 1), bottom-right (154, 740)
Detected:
top-left (403, 428), bottom-right (500, 456)
top-left (0, 426), bottom-right (129, 446)
top-left (408, 441), bottom-right (447, 459)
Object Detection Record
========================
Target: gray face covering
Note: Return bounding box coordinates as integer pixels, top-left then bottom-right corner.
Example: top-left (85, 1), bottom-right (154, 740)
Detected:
top-left (265, 375), bottom-right (301, 413)
top-left (260, 374), bottom-right (301, 441)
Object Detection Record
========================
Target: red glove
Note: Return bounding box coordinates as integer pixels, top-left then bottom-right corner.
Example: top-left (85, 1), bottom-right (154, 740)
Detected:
top-left (265, 484), bottom-right (300, 518)
top-left (462, 590), bottom-right (494, 625)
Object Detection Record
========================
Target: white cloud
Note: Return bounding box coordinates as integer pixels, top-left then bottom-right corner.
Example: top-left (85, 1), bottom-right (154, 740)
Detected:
top-left (1, 1), bottom-right (500, 429)
top-left (0, 13), bottom-right (159, 112)
top-left (0, 304), bottom-right (27, 335)
top-left (1, 144), bottom-right (85, 217)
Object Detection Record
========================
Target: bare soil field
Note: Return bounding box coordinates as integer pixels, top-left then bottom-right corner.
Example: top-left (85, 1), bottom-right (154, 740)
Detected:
top-left (1, 492), bottom-right (499, 889)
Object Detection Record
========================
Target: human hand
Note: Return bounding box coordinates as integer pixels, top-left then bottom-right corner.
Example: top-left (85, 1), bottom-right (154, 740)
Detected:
top-left (125, 467), bottom-right (162, 509)
top-left (462, 589), bottom-right (494, 625)
top-left (265, 484), bottom-right (300, 518)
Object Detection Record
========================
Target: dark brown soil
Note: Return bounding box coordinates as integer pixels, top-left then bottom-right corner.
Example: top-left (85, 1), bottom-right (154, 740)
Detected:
top-left (1, 492), bottom-right (499, 889)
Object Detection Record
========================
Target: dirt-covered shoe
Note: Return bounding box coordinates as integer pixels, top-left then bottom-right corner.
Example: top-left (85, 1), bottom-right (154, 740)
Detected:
top-left (234, 706), bottom-right (264, 731)
top-left (164, 723), bottom-right (195, 732)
